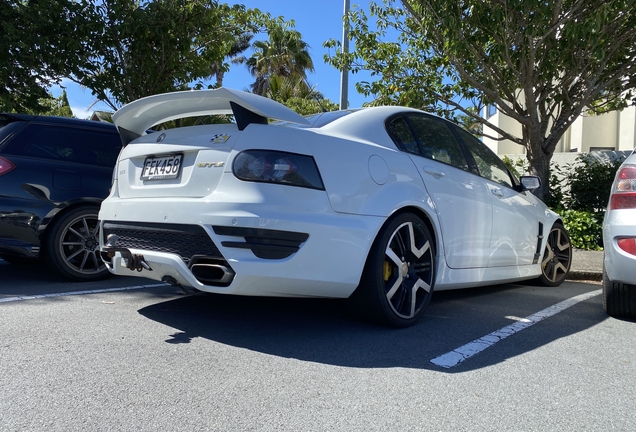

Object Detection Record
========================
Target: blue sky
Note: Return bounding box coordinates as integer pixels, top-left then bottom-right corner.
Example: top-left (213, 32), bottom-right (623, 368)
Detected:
top-left (52, 0), bottom-right (374, 119)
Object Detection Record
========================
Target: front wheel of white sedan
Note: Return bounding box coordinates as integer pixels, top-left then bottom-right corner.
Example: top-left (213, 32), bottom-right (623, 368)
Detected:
top-left (352, 213), bottom-right (435, 327)
top-left (538, 222), bottom-right (572, 287)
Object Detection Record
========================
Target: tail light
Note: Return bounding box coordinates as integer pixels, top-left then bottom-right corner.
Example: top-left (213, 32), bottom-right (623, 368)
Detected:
top-left (233, 150), bottom-right (325, 190)
top-left (0, 156), bottom-right (15, 176)
top-left (609, 164), bottom-right (636, 210)
top-left (617, 238), bottom-right (636, 256)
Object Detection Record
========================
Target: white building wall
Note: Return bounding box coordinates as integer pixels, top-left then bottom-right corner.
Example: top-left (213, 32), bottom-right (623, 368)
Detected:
top-left (485, 104), bottom-right (635, 155)
top-left (619, 106), bottom-right (636, 150)
top-left (482, 109), bottom-right (526, 155)
top-left (581, 111), bottom-right (619, 151)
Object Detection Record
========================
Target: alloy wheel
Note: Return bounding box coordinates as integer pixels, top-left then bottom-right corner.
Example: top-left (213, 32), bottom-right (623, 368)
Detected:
top-left (382, 220), bottom-right (434, 320)
top-left (57, 213), bottom-right (105, 277)
top-left (540, 224), bottom-right (572, 286)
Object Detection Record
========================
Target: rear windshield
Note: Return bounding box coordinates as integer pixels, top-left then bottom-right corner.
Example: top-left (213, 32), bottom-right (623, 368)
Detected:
top-left (272, 110), bottom-right (356, 129)
top-left (0, 116), bottom-right (27, 148)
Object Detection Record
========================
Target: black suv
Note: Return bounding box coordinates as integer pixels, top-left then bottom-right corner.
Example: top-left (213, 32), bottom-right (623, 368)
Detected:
top-left (0, 113), bottom-right (122, 280)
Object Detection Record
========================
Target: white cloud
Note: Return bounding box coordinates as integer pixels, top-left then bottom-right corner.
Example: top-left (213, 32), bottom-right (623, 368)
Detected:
top-left (70, 105), bottom-right (93, 120)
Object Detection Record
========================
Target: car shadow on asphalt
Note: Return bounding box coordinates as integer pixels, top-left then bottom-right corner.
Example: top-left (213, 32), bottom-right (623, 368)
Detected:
top-left (138, 282), bottom-right (609, 372)
top-left (0, 259), bottom-right (158, 298)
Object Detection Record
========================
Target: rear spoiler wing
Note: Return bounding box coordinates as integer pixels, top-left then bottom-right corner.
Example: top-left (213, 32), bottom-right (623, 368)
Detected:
top-left (112, 87), bottom-right (310, 145)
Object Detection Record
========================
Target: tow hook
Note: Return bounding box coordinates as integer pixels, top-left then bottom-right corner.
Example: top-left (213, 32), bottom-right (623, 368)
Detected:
top-left (102, 246), bottom-right (153, 272)
top-left (161, 275), bottom-right (196, 295)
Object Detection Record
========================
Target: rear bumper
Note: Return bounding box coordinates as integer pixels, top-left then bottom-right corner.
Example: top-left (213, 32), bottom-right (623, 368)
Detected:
top-left (98, 198), bottom-right (385, 298)
top-left (603, 209), bottom-right (636, 285)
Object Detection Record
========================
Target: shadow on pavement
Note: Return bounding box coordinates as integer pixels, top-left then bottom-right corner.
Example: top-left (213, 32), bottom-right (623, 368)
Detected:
top-left (138, 281), bottom-right (608, 372)
top-left (0, 258), bottom-right (161, 298)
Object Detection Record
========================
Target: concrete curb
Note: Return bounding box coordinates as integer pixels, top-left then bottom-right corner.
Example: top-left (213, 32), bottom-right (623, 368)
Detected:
top-left (566, 270), bottom-right (602, 282)
top-left (566, 249), bottom-right (603, 282)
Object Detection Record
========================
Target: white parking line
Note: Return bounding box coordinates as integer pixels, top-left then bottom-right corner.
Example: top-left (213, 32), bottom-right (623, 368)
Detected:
top-left (430, 289), bottom-right (602, 369)
top-left (0, 283), bottom-right (169, 303)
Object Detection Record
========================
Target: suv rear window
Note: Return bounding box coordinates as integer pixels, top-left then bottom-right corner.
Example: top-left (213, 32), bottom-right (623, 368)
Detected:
top-left (0, 119), bottom-right (26, 148)
top-left (2, 123), bottom-right (121, 167)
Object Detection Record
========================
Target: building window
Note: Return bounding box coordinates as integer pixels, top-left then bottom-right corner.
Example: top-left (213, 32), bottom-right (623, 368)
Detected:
top-left (486, 104), bottom-right (497, 119)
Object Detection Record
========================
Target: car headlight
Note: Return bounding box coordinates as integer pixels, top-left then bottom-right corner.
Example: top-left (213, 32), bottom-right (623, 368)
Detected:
top-left (232, 150), bottom-right (325, 190)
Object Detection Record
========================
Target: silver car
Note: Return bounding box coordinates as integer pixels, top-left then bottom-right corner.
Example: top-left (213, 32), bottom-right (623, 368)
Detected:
top-left (603, 149), bottom-right (636, 318)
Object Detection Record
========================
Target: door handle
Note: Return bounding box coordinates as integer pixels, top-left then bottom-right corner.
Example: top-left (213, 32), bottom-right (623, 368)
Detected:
top-left (491, 188), bottom-right (504, 198)
top-left (423, 169), bottom-right (445, 179)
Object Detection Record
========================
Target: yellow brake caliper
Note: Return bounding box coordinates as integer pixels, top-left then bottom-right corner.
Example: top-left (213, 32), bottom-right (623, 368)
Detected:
top-left (383, 261), bottom-right (392, 281)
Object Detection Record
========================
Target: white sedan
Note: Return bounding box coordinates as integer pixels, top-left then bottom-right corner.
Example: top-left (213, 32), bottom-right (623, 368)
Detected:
top-left (99, 88), bottom-right (572, 327)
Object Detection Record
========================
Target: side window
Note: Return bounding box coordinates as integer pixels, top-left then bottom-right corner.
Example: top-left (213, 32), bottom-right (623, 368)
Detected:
top-left (5, 124), bottom-right (121, 167)
top-left (407, 115), bottom-right (469, 171)
top-left (454, 127), bottom-right (514, 188)
top-left (386, 116), bottom-right (419, 155)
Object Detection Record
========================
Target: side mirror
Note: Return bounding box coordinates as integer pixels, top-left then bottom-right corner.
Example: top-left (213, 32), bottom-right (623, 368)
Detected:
top-left (519, 175), bottom-right (541, 191)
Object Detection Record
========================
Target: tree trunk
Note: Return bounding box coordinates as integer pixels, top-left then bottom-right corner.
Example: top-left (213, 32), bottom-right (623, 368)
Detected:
top-left (524, 128), bottom-right (552, 204)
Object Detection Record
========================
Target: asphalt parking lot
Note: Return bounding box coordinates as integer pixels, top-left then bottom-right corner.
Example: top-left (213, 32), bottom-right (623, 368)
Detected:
top-left (1, 258), bottom-right (635, 431)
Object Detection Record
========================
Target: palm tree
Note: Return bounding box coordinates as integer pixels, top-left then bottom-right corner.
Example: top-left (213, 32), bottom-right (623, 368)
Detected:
top-left (210, 32), bottom-right (254, 88)
top-left (240, 23), bottom-right (314, 95)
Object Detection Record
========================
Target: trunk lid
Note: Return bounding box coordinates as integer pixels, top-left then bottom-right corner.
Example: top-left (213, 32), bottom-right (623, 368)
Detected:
top-left (116, 124), bottom-right (238, 199)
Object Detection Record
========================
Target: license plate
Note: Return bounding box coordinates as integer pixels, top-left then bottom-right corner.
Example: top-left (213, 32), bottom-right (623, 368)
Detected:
top-left (141, 154), bottom-right (183, 181)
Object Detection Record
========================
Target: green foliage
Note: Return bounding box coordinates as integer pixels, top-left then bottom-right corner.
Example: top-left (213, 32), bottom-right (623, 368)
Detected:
top-left (262, 75), bottom-right (337, 115)
top-left (559, 210), bottom-right (604, 251)
top-left (1, 0), bottom-right (100, 113)
top-left (239, 19), bottom-right (315, 96)
top-left (501, 153), bottom-right (618, 250)
top-left (324, 0), bottom-right (636, 200)
top-left (282, 97), bottom-right (338, 116)
top-left (70, 0), bottom-right (266, 110)
top-left (501, 156), bottom-right (525, 179)
top-left (565, 154), bottom-right (626, 213)
top-left (15, 91), bottom-right (75, 118)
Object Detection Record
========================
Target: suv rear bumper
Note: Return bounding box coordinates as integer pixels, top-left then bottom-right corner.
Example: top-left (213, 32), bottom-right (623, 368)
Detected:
top-left (603, 209), bottom-right (636, 284)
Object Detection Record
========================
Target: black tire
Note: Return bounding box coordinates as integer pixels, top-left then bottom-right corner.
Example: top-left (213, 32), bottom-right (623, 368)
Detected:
top-left (537, 222), bottom-right (572, 287)
top-left (350, 213), bottom-right (435, 327)
top-left (603, 264), bottom-right (636, 319)
top-left (44, 206), bottom-right (109, 281)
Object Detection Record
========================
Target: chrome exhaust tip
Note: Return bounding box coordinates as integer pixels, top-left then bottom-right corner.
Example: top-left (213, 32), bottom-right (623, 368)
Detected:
top-left (190, 262), bottom-right (235, 286)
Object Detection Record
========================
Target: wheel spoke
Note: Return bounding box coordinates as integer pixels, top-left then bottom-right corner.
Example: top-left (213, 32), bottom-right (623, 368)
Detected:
top-left (412, 276), bottom-right (431, 294)
top-left (556, 231), bottom-right (570, 251)
top-left (393, 228), bottom-right (407, 256)
top-left (68, 227), bottom-right (86, 240)
top-left (81, 217), bottom-right (90, 236)
top-left (77, 250), bottom-right (89, 270)
top-left (66, 247), bottom-right (85, 261)
top-left (407, 222), bottom-right (430, 259)
top-left (386, 277), bottom-right (403, 300)
top-left (385, 247), bottom-right (402, 268)
top-left (89, 251), bottom-right (100, 269)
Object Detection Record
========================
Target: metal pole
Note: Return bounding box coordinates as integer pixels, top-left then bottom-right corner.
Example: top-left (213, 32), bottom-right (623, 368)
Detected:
top-left (339, 0), bottom-right (350, 110)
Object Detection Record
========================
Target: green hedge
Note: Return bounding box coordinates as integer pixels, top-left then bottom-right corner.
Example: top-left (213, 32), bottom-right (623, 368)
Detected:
top-left (503, 153), bottom-right (626, 250)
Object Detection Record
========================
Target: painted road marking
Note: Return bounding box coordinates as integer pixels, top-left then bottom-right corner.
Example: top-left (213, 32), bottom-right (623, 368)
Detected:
top-left (430, 289), bottom-right (601, 369)
top-left (0, 283), bottom-right (169, 303)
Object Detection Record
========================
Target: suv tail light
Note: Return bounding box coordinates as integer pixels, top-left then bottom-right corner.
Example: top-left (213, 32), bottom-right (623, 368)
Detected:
top-left (617, 238), bottom-right (636, 256)
top-left (609, 164), bottom-right (636, 210)
top-left (0, 156), bottom-right (15, 176)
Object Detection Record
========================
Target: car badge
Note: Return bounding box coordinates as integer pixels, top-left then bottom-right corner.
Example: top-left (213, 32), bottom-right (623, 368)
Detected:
top-left (210, 134), bottom-right (230, 144)
top-left (156, 133), bottom-right (166, 143)
top-left (197, 162), bottom-right (225, 168)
